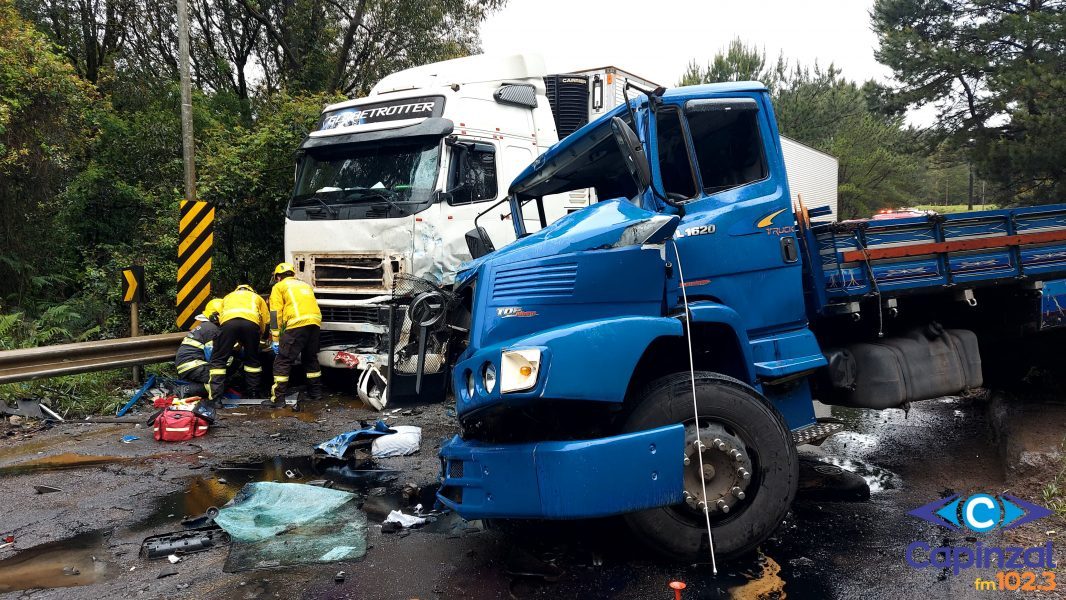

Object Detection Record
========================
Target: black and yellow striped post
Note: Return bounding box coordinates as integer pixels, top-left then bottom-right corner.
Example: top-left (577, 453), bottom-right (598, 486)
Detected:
top-left (176, 200), bottom-right (214, 330)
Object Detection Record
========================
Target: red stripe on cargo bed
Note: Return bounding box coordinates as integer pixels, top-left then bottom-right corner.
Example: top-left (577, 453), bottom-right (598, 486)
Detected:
top-left (841, 230), bottom-right (1066, 262)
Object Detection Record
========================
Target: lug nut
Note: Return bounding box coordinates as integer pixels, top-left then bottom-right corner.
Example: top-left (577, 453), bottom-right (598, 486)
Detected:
top-left (729, 449), bottom-right (743, 461)
top-left (713, 438), bottom-right (727, 451)
top-left (731, 486), bottom-right (746, 500)
top-left (715, 499), bottom-right (730, 513)
top-left (683, 491), bottom-right (697, 506)
top-left (737, 467), bottom-right (751, 480)
top-left (683, 456), bottom-right (691, 466)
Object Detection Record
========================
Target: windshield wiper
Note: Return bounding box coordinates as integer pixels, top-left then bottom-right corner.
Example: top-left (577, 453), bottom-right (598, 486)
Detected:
top-left (292, 193), bottom-right (340, 217)
top-left (337, 188), bottom-right (407, 215)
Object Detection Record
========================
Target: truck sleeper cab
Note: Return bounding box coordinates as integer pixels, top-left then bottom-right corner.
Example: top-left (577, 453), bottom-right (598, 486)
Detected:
top-left (438, 82), bottom-right (1066, 560)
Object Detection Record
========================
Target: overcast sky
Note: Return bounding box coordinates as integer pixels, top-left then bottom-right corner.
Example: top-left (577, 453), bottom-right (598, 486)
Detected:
top-left (480, 0), bottom-right (932, 125)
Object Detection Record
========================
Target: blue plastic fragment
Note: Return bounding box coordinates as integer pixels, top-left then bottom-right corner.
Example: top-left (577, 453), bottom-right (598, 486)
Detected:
top-left (314, 420), bottom-right (395, 459)
top-left (121, 435), bottom-right (139, 443)
top-left (117, 374), bottom-right (156, 417)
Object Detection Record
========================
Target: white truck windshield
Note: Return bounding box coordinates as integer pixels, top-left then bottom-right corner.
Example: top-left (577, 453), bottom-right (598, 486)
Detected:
top-left (289, 141), bottom-right (440, 219)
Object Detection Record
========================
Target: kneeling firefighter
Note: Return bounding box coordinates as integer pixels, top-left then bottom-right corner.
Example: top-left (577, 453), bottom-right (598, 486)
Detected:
top-left (196, 285), bottom-right (269, 422)
top-left (174, 298), bottom-right (223, 394)
top-left (267, 262), bottom-right (322, 408)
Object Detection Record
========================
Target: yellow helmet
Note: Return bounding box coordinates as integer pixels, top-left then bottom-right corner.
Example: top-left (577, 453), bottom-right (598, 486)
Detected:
top-left (204, 298), bottom-right (223, 318)
top-left (236, 284), bottom-right (255, 293)
top-left (274, 262), bottom-right (296, 277)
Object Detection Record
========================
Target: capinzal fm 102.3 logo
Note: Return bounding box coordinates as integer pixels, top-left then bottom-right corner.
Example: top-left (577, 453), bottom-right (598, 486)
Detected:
top-left (909, 493), bottom-right (1053, 532)
top-left (905, 492), bottom-right (1057, 590)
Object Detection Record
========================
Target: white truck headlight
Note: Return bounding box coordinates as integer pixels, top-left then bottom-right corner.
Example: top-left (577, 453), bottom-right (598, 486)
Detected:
top-left (500, 348), bottom-right (541, 393)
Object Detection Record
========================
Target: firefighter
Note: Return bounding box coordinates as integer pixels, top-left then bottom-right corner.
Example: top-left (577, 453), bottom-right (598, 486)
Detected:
top-left (197, 284), bottom-right (269, 423)
top-left (267, 262), bottom-right (322, 408)
top-left (174, 298), bottom-right (222, 395)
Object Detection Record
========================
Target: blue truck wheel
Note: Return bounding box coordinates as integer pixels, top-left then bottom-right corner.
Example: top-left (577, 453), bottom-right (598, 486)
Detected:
top-left (622, 372), bottom-right (797, 561)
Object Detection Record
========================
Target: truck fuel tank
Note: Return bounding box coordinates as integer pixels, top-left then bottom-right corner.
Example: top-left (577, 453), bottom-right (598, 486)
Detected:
top-left (822, 323), bottom-right (982, 409)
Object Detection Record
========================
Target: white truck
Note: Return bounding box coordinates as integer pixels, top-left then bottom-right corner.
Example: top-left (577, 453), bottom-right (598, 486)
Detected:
top-left (283, 53), bottom-right (838, 408)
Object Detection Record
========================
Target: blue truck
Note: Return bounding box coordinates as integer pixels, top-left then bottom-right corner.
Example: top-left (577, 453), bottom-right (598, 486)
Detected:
top-left (434, 81), bottom-right (1066, 560)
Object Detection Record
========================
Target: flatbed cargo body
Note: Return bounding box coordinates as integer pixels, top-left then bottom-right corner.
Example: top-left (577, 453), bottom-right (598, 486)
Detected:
top-left (807, 205), bottom-right (1066, 309)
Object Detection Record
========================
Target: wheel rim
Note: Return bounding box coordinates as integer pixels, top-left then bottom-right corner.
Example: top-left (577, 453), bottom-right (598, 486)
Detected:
top-left (671, 418), bottom-right (760, 526)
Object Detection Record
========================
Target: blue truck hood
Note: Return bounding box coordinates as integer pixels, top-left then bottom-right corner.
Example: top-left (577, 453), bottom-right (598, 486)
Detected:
top-left (457, 199), bottom-right (678, 285)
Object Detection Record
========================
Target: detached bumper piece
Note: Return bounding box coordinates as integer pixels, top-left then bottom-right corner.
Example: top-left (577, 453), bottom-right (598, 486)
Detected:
top-left (438, 424), bottom-right (686, 519)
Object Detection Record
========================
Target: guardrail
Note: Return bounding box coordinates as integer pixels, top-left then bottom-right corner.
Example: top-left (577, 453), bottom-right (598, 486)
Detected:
top-left (0, 333), bottom-right (185, 385)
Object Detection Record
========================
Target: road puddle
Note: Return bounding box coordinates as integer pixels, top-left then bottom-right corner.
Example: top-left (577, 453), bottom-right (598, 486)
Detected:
top-left (0, 531), bottom-right (112, 593)
top-left (0, 452), bottom-right (131, 476)
top-left (729, 554), bottom-right (786, 599)
top-left (820, 456), bottom-right (898, 492)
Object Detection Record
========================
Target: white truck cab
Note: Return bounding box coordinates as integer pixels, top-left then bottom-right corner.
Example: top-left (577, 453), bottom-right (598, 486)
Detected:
top-left (284, 54), bottom-right (575, 408)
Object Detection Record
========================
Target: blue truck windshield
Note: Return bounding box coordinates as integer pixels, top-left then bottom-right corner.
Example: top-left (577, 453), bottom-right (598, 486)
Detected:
top-left (288, 141), bottom-right (440, 220)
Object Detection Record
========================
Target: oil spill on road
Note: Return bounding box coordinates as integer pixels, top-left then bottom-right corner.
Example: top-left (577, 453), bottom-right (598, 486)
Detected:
top-left (0, 531), bottom-right (112, 593)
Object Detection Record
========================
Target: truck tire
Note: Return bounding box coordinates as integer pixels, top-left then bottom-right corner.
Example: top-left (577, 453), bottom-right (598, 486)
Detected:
top-left (622, 372), bottom-right (797, 561)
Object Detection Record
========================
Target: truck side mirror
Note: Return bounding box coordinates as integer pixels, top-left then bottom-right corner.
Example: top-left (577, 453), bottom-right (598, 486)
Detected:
top-left (465, 227), bottom-right (496, 259)
top-left (610, 117), bottom-right (652, 195)
top-left (447, 145), bottom-right (469, 191)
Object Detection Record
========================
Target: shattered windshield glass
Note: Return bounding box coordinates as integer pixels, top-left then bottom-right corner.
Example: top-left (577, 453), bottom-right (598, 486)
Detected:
top-left (289, 141), bottom-right (440, 219)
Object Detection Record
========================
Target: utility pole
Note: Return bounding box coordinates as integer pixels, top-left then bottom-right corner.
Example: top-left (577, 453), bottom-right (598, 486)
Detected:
top-left (968, 163), bottom-right (975, 211)
top-left (177, 0), bottom-right (196, 203)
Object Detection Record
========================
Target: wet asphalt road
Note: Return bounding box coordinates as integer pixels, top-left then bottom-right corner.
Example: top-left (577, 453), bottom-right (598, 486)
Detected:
top-left (0, 391), bottom-right (1061, 599)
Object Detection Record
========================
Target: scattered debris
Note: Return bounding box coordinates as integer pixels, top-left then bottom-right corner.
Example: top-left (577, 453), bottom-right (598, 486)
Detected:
top-left (157, 569), bottom-right (179, 579)
top-left (314, 421), bottom-right (395, 460)
top-left (121, 435), bottom-right (139, 444)
top-left (33, 485), bottom-right (62, 494)
top-left (141, 527), bottom-right (230, 559)
top-left (7, 416), bottom-right (22, 426)
top-left (384, 510), bottom-right (426, 529)
top-left (167, 555), bottom-right (181, 564)
top-left (381, 522), bottom-right (401, 534)
top-left (180, 507), bottom-right (220, 530)
top-left (334, 571), bottom-right (346, 583)
top-left (371, 426), bottom-right (421, 458)
top-left (116, 375), bottom-right (156, 417)
top-left (3, 536), bottom-right (12, 544)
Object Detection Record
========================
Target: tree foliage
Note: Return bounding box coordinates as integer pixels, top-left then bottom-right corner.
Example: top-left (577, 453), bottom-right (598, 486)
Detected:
top-left (873, 0), bottom-right (1066, 203)
top-left (0, 0), bottom-right (503, 340)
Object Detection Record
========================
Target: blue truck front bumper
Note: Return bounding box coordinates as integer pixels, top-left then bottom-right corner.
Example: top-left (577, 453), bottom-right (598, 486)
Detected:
top-left (437, 424), bottom-right (686, 519)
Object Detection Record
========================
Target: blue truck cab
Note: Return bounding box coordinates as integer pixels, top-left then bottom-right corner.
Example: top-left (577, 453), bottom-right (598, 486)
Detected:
top-left (437, 82), bottom-right (1066, 560)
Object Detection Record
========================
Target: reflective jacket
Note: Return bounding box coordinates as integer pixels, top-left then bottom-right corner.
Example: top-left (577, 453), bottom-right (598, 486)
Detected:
top-left (175, 321), bottom-right (220, 374)
top-left (270, 276), bottom-right (322, 341)
top-left (220, 288), bottom-right (270, 334)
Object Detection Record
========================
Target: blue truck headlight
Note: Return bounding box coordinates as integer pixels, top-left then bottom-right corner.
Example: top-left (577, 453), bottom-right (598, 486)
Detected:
top-left (465, 369), bottom-right (476, 399)
top-left (500, 348), bottom-right (541, 393)
top-left (482, 362), bottom-right (497, 393)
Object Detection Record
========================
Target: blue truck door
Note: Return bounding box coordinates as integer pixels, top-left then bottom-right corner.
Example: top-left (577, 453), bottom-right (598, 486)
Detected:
top-left (652, 92), bottom-right (806, 336)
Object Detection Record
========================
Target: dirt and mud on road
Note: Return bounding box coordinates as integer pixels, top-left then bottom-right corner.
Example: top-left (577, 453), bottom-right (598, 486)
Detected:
top-left (0, 387), bottom-right (1063, 599)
